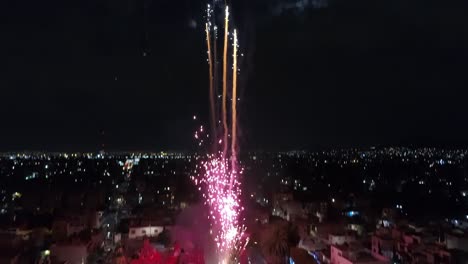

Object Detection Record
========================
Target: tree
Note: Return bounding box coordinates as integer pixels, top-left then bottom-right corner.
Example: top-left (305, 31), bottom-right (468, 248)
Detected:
top-left (261, 222), bottom-right (300, 264)
top-left (106, 247), bottom-right (128, 264)
top-left (156, 229), bottom-right (171, 247)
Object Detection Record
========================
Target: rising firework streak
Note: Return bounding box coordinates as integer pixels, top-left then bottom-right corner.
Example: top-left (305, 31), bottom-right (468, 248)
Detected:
top-left (221, 6), bottom-right (230, 158)
top-left (205, 21), bottom-right (216, 141)
top-left (231, 29), bottom-right (238, 173)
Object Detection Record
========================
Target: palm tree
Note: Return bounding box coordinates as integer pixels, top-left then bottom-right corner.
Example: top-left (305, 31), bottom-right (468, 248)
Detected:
top-left (268, 227), bottom-right (289, 263)
top-left (286, 223), bottom-right (300, 261)
top-left (262, 222), bottom-right (294, 264)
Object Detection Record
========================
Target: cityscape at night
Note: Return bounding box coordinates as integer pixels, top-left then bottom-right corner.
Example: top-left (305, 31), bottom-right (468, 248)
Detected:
top-left (2, 148), bottom-right (468, 263)
top-left (2, 0), bottom-right (468, 263)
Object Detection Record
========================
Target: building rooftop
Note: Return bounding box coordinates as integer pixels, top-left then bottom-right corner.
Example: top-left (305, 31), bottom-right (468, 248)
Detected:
top-left (333, 242), bottom-right (362, 253)
top-left (446, 229), bottom-right (468, 238)
top-left (354, 251), bottom-right (378, 262)
top-left (129, 219), bottom-right (171, 228)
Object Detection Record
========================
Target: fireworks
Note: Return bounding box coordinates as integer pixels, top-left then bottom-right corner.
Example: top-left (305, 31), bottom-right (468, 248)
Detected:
top-left (192, 2), bottom-right (246, 263)
top-left (205, 6), bottom-right (216, 141)
top-left (222, 6), bottom-right (230, 157)
top-left (196, 155), bottom-right (244, 254)
top-left (231, 29), bottom-right (238, 172)
top-left (192, 151), bottom-right (246, 261)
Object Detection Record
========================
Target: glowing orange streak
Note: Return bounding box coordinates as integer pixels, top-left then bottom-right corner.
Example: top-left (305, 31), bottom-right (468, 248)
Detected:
top-left (231, 29), bottom-right (238, 167)
top-left (206, 23), bottom-right (216, 140)
top-left (222, 6), bottom-right (229, 156)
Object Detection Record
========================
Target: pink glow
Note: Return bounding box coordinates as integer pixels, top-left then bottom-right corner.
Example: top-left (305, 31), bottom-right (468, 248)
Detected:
top-left (194, 154), bottom-right (245, 256)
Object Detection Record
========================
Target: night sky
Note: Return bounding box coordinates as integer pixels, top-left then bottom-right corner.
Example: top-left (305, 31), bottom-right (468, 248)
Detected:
top-left (1, 0), bottom-right (468, 151)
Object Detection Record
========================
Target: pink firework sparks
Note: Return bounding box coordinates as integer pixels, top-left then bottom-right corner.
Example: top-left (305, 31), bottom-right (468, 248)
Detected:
top-left (198, 155), bottom-right (244, 253)
top-left (192, 131), bottom-right (246, 258)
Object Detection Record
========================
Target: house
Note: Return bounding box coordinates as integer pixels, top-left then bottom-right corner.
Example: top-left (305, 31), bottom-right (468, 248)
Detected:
top-left (52, 210), bottom-right (103, 240)
top-left (128, 225), bottom-right (164, 240)
top-left (310, 222), bottom-right (343, 241)
top-left (331, 243), bottom-right (389, 264)
top-left (50, 243), bottom-right (88, 264)
top-left (128, 218), bottom-right (171, 240)
top-left (372, 225), bottom-right (452, 264)
top-left (371, 232), bottom-right (394, 261)
top-left (329, 231), bottom-right (358, 246)
top-left (446, 229), bottom-right (468, 252)
top-left (50, 229), bottom-right (103, 264)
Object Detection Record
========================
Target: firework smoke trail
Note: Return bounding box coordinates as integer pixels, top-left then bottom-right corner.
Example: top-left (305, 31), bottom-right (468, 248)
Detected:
top-left (205, 20), bottom-right (216, 140)
top-left (231, 29), bottom-right (238, 172)
top-left (222, 6), bottom-right (230, 157)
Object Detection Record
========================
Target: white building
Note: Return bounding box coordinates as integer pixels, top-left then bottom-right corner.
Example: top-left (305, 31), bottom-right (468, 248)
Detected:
top-left (128, 225), bottom-right (165, 239)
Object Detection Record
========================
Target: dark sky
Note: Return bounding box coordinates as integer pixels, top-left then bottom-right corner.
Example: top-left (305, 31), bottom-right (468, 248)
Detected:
top-left (1, 0), bottom-right (468, 151)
